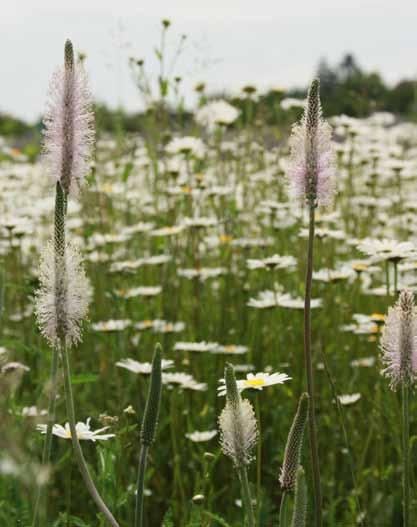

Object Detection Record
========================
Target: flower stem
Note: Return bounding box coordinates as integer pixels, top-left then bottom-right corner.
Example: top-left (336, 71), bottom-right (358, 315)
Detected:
top-left (255, 394), bottom-right (262, 517)
top-left (134, 444), bottom-right (149, 527)
top-left (393, 262), bottom-right (398, 297)
top-left (32, 345), bottom-right (59, 527)
top-left (279, 491), bottom-right (289, 527)
top-left (402, 382), bottom-right (410, 527)
top-left (60, 339), bottom-right (120, 527)
top-left (238, 466), bottom-right (255, 527)
top-left (304, 205), bottom-right (322, 527)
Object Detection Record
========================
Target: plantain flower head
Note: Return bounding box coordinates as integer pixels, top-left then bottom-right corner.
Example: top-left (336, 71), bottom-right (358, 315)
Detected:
top-left (218, 363), bottom-right (258, 467)
top-left (43, 39), bottom-right (94, 195)
top-left (35, 240), bottom-right (90, 348)
top-left (380, 289), bottom-right (417, 390)
top-left (287, 79), bottom-right (335, 207)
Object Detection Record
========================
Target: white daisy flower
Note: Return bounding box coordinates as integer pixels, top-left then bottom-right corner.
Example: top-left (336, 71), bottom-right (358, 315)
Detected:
top-left (337, 393), bottom-right (361, 406)
top-left (217, 372), bottom-right (291, 396)
top-left (185, 430), bottom-right (218, 442)
top-left (37, 418), bottom-right (115, 441)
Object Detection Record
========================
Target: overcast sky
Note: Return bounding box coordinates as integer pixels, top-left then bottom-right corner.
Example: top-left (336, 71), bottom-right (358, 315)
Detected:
top-left (2, 0), bottom-right (417, 121)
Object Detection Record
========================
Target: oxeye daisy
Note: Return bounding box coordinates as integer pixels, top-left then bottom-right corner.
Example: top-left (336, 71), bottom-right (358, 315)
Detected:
top-left (217, 371), bottom-right (291, 396)
top-left (37, 418), bottom-right (115, 442)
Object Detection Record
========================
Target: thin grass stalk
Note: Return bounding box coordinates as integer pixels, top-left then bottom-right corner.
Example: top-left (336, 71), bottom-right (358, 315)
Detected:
top-left (320, 349), bottom-right (362, 519)
top-left (238, 466), bottom-right (255, 527)
top-left (303, 204), bottom-right (322, 526)
top-left (394, 262), bottom-right (399, 297)
top-left (279, 491), bottom-right (289, 527)
top-left (134, 344), bottom-right (162, 527)
top-left (255, 393), bottom-right (262, 517)
top-left (32, 345), bottom-right (59, 527)
top-left (402, 382), bottom-right (410, 527)
top-left (32, 182), bottom-right (66, 526)
top-left (60, 338), bottom-right (120, 527)
top-left (291, 468), bottom-right (307, 527)
top-left (134, 444), bottom-right (149, 527)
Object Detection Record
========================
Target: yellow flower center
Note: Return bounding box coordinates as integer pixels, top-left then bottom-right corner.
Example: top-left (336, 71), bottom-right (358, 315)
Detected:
top-left (352, 263), bottom-right (368, 272)
top-left (371, 313), bottom-right (385, 324)
top-left (219, 234), bottom-right (233, 244)
top-left (102, 183), bottom-right (113, 193)
top-left (224, 345), bottom-right (236, 353)
top-left (245, 379), bottom-right (265, 387)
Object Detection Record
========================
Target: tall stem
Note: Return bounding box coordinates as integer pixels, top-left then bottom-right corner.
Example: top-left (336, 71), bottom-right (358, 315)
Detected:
top-left (33, 182), bottom-right (65, 526)
top-left (402, 382), bottom-right (410, 527)
top-left (385, 261), bottom-right (390, 298)
top-left (134, 444), bottom-right (149, 527)
top-left (255, 394), bottom-right (262, 517)
top-left (32, 345), bottom-right (59, 527)
top-left (60, 339), bottom-right (120, 527)
top-left (304, 205), bottom-right (322, 526)
top-left (279, 491), bottom-right (288, 527)
top-left (238, 466), bottom-right (255, 527)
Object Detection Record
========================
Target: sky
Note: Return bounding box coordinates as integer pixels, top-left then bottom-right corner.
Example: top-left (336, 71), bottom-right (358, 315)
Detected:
top-left (2, 0), bottom-right (417, 122)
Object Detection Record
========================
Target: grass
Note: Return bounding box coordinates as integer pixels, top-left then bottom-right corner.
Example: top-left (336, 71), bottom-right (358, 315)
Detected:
top-left (0, 98), bottom-right (416, 527)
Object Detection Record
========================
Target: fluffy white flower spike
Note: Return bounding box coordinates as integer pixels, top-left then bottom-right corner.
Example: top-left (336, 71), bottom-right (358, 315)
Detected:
top-left (287, 79), bottom-right (335, 207)
top-left (218, 364), bottom-right (258, 467)
top-left (43, 40), bottom-right (94, 194)
top-left (380, 289), bottom-right (417, 390)
top-left (35, 240), bottom-right (90, 348)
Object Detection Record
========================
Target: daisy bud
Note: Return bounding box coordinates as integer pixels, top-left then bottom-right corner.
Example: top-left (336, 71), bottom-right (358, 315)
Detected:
top-left (291, 467), bottom-right (307, 527)
top-left (43, 39), bottom-right (94, 195)
top-left (218, 363), bottom-right (258, 467)
top-left (287, 79), bottom-right (335, 207)
top-left (140, 344), bottom-right (163, 446)
top-left (381, 289), bottom-right (417, 390)
top-left (279, 393), bottom-right (309, 491)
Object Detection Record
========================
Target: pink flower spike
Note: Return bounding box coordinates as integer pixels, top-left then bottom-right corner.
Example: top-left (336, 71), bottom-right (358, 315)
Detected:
top-left (42, 39), bottom-right (94, 195)
top-left (287, 79), bottom-right (336, 207)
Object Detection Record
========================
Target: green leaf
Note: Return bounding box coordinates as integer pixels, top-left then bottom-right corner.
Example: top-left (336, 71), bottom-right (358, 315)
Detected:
top-left (121, 161), bottom-right (133, 182)
top-left (201, 510), bottom-right (233, 527)
top-left (71, 373), bottom-right (99, 384)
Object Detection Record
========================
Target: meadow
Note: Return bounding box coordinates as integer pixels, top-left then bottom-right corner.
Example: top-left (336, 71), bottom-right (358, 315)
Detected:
top-left (1, 27), bottom-right (417, 527)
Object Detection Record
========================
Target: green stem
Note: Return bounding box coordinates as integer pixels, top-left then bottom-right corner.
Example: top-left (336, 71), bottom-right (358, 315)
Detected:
top-left (134, 444), bottom-right (149, 527)
top-left (60, 339), bottom-right (120, 527)
top-left (402, 382), bottom-right (410, 527)
top-left (238, 466), bottom-right (255, 527)
top-left (279, 491), bottom-right (289, 527)
top-left (304, 205), bottom-right (322, 527)
top-left (394, 262), bottom-right (398, 297)
top-left (32, 346), bottom-right (60, 527)
top-left (320, 349), bottom-right (362, 519)
top-left (255, 394), bottom-right (262, 517)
